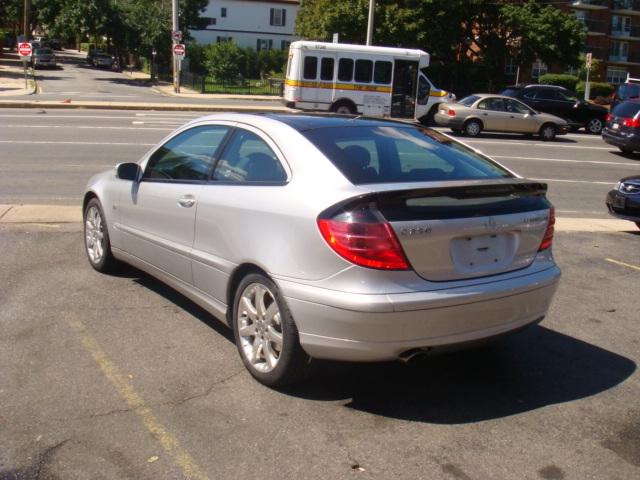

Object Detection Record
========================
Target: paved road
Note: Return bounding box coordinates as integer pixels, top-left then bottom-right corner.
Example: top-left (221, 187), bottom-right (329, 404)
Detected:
top-left (9, 50), bottom-right (283, 107)
top-left (1, 223), bottom-right (638, 479)
top-left (0, 108), bottom-right (638, 214)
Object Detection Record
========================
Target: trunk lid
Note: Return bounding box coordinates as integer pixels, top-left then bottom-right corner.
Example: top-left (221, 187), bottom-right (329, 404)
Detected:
top-left (373, 181), bottom-right (552, 281)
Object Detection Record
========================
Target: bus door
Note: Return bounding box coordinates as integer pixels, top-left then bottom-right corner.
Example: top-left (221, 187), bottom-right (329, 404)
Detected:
top-left (391, 60), bottom-right (418, 118)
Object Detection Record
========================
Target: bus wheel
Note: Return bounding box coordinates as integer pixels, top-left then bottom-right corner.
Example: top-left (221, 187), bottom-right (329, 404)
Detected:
top-left (331, 101), bottom-right (356, 115)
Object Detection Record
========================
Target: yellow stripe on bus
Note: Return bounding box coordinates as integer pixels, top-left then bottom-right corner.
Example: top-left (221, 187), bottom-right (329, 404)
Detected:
top-left (285, 79), bottom-right (392, 93)
top-left (285, 79), bottom-right (449, 97)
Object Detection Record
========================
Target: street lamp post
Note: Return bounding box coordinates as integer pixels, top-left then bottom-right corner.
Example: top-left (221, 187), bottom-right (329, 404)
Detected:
top-left (151, 48), bottom-right (157, 83)
top-left (366, 0), bottom-right (374, 46)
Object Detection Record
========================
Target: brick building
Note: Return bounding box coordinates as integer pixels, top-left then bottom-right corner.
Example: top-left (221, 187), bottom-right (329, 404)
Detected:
top-left (560, 0), bottom-right (640, 84)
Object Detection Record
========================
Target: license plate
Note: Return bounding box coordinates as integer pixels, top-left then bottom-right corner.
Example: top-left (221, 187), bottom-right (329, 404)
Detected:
top-left (613, 123), bottom-right (619, 129)
top-left (613, 196), bottom-right (626, 209)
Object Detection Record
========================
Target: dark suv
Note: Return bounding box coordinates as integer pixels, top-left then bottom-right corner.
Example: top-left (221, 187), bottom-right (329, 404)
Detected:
top-left (501, 84), bottom-right (608, 134)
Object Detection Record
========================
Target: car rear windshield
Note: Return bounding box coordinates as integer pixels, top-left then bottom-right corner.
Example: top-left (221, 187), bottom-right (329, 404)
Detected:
top-left (457, 95), bottom-right (480, 107)
top-left (612, 101), bottom-right (640, 118)
top-left (302, 126), bottom-right (512, 184)
top-left (35, 48), bottom-right (52, 55)
top-left (618, 83), bottom-right (640, 101)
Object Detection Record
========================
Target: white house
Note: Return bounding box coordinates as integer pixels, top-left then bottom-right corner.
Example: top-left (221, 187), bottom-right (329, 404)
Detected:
top-left (190, 0), bottom-right (300, 50)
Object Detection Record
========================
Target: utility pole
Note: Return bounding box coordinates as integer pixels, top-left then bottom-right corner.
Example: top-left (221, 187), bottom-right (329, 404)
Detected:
top-left (172, 0), bottom-right (180, 93)
top-left (366, 0), bottom-right (374, 45)
top-left (23, 0), bottom-right (31, 41)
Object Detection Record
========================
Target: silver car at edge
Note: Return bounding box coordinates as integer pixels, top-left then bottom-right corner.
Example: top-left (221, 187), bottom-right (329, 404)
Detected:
top-left (83, 113), bottom-right (561, 387)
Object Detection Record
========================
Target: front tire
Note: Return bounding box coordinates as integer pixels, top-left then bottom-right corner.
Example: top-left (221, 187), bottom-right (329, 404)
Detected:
top-left (619, 146), bottom-right (634, 155)
top-left (539, 123), bottom-right (557, 141)
top-left (586, 117), bottom-right (603, 135)
top-left (83, 198), bottom-right (118, 273)
top-left (463, 119), bottom-right (482, 137)
top-left (233, 273), bottom-right (310, 387)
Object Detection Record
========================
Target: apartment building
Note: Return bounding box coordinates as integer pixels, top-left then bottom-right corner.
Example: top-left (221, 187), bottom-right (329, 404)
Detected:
top-left (189, 0), bottom-right (299, 50)
top-left (561, 0), bottom-right (640, 84)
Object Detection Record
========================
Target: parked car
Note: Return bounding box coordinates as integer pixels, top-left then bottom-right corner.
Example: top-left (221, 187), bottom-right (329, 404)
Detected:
top-left (32, 48), bottom-right (57, 69)
top-left (86, 48), bottom-right (105, 65)
top-left (501, 84), bottom-right (608, 134)
top-left (434, 94), bottom-right (569, 140)
top-left (93, 53), bottom-right (114, 69)
top-left (602, 99), bottom-right (640, 154)
top-left (612, 77), bottom-right (640, 108)
top-left (606, 176), bottom-right (640, 230)
top-left (82, 114), bottom-right (560, 387)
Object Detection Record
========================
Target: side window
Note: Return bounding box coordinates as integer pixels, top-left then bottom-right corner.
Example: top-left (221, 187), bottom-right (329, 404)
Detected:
top-left (504, 99), bottom-right (530, 114)
top-left (320, 57), bottom-right (334, 81)
top-left (354, 59), bottom-right (373, 83)
top-left (213, 129), bottom-right (287, 183)
top-left (303, 56), bottom-right (317, 80)
top-left (534, 90), bottom-right (558, 101)
top-left (338, 58), bottom-right (354, 82)
top-left (477, 98), bottom-right (504, 111)
top-left (417, 76), bottom-right (430, 105)
top-left (143, 126), bottom-right (229, 181)
top-left (374, 61), bottom-right (392, 84)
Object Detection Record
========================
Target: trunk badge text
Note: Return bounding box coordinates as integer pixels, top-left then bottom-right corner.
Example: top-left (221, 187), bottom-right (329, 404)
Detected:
top-left (400, 225), bottom-right (432, 236)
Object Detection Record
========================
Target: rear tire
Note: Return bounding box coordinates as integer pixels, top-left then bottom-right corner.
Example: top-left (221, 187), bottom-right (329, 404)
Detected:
top-left (619, 146), bottom-right (634, 155)
top-left (331, 101), bottom-right (356, 115)
top-left (586, 117), bottom-right (603, 135)
top-left (232, 273), bottom-right (311, 387)
top-left (539, 123), bottom-right (557, 141)
top-left (463, 119), bottom-right (482, 137)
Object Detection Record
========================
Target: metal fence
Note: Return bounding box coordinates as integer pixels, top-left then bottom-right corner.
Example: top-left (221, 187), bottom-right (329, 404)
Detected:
top-left (180, 71), bottom-right (282, 95)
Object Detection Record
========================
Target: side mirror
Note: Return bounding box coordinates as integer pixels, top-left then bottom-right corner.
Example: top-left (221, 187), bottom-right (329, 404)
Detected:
top-left (116, 162), bottom-right (141, 181)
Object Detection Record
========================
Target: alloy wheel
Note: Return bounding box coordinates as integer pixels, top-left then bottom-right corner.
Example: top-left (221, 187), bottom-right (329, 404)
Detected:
top-left (85, 205), bottom-right (105, 264)
top-left (237, 283), bottom-right (284, 373)
top-left (587, 118), bottom-right (603, 134)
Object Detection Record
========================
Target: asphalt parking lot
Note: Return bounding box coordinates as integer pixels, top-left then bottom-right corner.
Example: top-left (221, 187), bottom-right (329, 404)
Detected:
top-left (1, 110), bottom-right (639, 479)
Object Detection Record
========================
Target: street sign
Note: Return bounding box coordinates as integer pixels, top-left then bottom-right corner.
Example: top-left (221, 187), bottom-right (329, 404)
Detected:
top-left (332, 33), bottom-right (339, 43)
top-left (18, 42), bottom-right (32, 57)
top-left (585, 52), bottom-right (592, 68)
top-left (172, 30), bottom-right (182, 42)
top-left (173, 44), bottom-right (186, 58)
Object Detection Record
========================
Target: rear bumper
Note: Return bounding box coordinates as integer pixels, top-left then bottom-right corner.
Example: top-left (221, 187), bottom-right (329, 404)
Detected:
top-left (602, 129), bottom-right (640, 149)
top-left (606, 189), bottom-right (640, 221)
top-left (434, 113), bottom-right (464, 128)
top-left (281, 264), bottom-right (561, 362)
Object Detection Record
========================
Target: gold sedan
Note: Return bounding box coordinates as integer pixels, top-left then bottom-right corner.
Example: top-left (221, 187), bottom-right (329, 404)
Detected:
top-left (434, 94), bottom-right (569, 141)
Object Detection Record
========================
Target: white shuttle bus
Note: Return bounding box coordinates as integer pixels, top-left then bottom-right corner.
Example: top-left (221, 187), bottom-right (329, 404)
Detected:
top-left (283, 41), bottom-right (454, 122)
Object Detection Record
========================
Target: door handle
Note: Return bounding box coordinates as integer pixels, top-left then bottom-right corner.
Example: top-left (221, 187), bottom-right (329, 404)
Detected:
top-left (482, 113), bottom-right (488, 116)
top-left (178, 195), bottom-right (196, 208)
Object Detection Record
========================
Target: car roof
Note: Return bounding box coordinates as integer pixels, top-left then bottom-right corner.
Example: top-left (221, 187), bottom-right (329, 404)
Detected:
top-left (189, 113), bottom-right (419, 132)
top-left (464, 93), bottom-right (525, 100)
top-left (505, 84), bottom-right (567, 91)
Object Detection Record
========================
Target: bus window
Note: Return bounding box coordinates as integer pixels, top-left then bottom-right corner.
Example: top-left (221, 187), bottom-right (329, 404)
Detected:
top-left (304, 56), bottom-right (318, 80)
top-left (320, 58), bottom-right (334, 81)
top-left (338, 58), bottom-right (354, 82)
top-left (354, 59), bottom-right (373, 83)
top-left (374, 61), bottom-right (392, 84)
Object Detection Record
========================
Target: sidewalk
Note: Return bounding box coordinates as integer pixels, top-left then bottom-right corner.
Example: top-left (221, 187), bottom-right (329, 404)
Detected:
top-left (0, 204), bottom-right (636, 232)
top-left (0, 49), bottom-right (36, 96)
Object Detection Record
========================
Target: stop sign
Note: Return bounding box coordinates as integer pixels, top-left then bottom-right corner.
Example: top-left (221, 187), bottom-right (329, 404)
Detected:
top-left (18, 42), bottom-right (32, 57)
top-left (173, 44), bottom-right (185, 57)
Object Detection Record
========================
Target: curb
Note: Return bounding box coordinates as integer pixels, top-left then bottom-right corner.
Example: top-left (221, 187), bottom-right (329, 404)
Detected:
top-left (0, 100), bottom-right (293, 112)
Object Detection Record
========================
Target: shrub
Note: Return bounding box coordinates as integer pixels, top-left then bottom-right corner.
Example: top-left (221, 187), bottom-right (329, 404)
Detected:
top-left (204, 41), bottom-right (245, 81)
top-left (576, 81), bottom-right (614, 100)
top-left (539, 74), bottom-right (579, 92)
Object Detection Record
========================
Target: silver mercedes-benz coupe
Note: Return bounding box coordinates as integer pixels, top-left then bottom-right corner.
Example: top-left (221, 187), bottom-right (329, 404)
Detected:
top-left (83, 113), bottom-right (560, 387)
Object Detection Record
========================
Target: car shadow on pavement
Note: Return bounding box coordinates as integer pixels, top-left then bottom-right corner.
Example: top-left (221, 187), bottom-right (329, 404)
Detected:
top-left (92, 77), bottom-right (153, 87)
top-left (282, 326), bottom-right (636, 424)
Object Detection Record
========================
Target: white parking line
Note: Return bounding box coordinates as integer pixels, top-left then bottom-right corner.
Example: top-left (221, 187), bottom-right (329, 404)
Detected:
top-left (492, 155), bottom-right (633, 167)
top-left (463, 139), bottom-right (612, 150)
top-left (0, 140), bottom-right (155, 146)
top-left (1, 124), bottom-right (171, 131)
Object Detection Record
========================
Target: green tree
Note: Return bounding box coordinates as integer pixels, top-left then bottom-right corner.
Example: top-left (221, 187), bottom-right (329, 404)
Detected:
top-left (204, 41), bottom-right (244, 81)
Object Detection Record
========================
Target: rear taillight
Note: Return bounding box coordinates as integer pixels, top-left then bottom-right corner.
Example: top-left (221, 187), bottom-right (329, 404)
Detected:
top-left (538, 207), bottom-right (555, 251)
top-left (606, 113), bottom-right (613, 122)
top-left (447, 108), bottom-right (456, 117)
top-left (317, 205), bottom-right (410, 270)
top-left (623, 117), bottom-right (640, 128)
